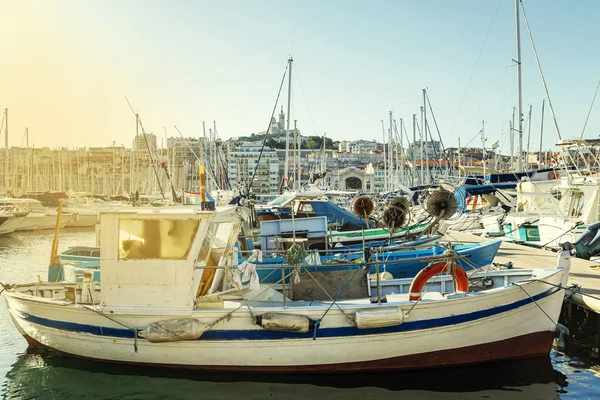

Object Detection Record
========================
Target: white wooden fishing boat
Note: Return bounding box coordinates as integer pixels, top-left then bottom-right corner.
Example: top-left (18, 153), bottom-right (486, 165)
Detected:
top-left (3, 206), bottom-right (570, 372)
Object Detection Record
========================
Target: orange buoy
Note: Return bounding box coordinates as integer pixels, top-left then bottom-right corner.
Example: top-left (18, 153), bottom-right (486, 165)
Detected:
top-left (409, 261), bottom-right (469, 301)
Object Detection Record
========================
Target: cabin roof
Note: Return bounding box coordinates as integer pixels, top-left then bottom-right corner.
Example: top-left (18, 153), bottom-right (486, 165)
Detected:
top-left (99, 205), bottom-right (248, 223)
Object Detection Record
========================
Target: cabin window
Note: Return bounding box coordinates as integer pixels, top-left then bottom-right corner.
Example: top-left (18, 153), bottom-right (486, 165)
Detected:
top-left (197, 221), bottom-right (236, 264)
top-left (298, 202), bottom-right (314, 213)
top-left (118, 218), bottom-right (199, 260)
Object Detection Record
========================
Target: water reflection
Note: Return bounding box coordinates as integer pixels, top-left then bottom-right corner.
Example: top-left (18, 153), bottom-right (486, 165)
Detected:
top-left (2, 349), bottom-right (562, 400)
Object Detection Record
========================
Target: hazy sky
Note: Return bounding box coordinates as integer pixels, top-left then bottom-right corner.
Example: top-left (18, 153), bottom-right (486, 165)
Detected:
top-left (1, 0), bottom-right (599, 155)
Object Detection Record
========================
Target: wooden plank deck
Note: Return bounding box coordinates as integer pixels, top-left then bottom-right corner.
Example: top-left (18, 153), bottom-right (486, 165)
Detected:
top-left (445, 230), bottom-right (600, 296)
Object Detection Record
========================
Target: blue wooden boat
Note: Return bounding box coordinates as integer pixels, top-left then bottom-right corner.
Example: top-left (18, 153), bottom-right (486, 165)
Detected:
top-left (252, 240), bottom-right (502, 282)
top-left (335, 234), bottom-right (442, 251)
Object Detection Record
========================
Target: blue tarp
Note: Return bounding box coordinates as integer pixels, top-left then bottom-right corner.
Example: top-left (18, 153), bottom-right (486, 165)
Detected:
top-left (455, 183), bottom-right (516, 212)
top-left (310, 200), bottom-right (374, 230)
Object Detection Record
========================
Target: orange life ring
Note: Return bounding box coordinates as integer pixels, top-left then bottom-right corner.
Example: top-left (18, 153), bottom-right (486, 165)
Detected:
top-left (409, 261), bottom-right (469, 301)
top-left (548, 171), bottom-right (559, 180)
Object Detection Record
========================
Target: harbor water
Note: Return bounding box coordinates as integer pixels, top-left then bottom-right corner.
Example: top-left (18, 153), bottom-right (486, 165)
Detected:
top-left (1, 230), bottom-right (600, 399)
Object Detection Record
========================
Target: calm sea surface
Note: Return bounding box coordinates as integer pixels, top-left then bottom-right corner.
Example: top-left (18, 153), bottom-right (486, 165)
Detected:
top-left (1, 230), bottom-right (600, 399)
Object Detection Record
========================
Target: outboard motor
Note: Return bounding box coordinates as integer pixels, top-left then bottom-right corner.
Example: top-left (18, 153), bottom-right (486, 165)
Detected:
top-left (561, 222), bottom-right (600, 260)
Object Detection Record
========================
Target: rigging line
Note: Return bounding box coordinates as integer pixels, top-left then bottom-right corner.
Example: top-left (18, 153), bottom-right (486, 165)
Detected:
top-left (201, 133), bottom-right (220, 187)
top-left (580, 79), bottom-right (600, 139)
top-left (520, 0), bottom-right (564, 145)
top-left (294, 65), bottom-right (320, 136)
top-left (425, 94), bottom-right (452, 169)
top-left (425, 93), bottom-right (448, 159)
top-left (173, 125), bottom-right (219, 187)
top-left (248, 61), bottom-right (289, 193)
top-left (136, 117), bottom-right (166, 199)
top-left (449, 0), bottom-right (503, 135)
top-left (211, 126), bottom-right (232, 190)
top-left (123, 97), bottom-right (165, 199)
top-left (463, 129), bottom-right (484, 148)
top-left (0, 113), bottom-right (5, 142)
top-left (516, 284), bottom-right (558, 327)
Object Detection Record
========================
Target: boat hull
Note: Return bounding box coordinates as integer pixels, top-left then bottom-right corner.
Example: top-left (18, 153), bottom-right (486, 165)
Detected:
top-left (4, 270), bottom-right (564, 372)
top-left (24, 330), bottom-right (555, 372)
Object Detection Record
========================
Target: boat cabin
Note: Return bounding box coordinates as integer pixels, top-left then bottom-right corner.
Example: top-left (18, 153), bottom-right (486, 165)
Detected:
top-left (98, 206), bottom-right (248, 313)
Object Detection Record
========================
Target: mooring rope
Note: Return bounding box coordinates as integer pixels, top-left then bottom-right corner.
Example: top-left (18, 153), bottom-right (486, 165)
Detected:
top-left (312, 265), bottom-right (364, 340)
top-left (81, 304), bottom-right (139, 353)
top-left (301, 268), bottom-right (356, 326)
top-left (516, 284), bottom-right (558, 328)
top-left (0, 282), bottom-right (15, 296)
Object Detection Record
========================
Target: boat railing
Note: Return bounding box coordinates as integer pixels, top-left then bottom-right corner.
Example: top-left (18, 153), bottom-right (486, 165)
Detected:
top-left (195, 253), bottom-right (469, 270)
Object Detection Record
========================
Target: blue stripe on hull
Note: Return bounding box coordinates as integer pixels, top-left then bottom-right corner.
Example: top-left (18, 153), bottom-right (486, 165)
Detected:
top-left (13, 286), bottom-right (562, 341)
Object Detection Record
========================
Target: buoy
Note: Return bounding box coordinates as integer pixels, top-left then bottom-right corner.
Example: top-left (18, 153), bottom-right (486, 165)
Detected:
top-left (408, 261), bottom-right (469, 301)
top-left (368, 271), bottom-right (393, 281)
top-left (355, 306), bottom-right (404, 329)
top-left (257, 313), bottom-right (313, 333)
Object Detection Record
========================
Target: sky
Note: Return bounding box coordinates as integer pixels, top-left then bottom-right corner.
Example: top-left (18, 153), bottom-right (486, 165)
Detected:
top-left (1, 0), bottom-right (599, 156)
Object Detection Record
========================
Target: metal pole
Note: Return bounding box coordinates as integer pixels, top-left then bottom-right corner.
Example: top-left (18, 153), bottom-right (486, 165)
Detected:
top-left (4, 108), bottom-right (8, 193)
top-left (294, 120), bottom-right (302, 191)
top-left (135, 114), bottom-right (140, 194)
top-left (381, 120), bottom-right (387, 191)
top-left (399, 118), bottom-right (404, 186)
top-left (516, 0), bottom-right (524, 172)
top-left (412, 114), bottom-right (417, 186)
top-left (539, 100), bottom-right (546, 168)
top-left (526, 104), bottom-right (533, 169)
top-left (458, 137), bottom-right (461, 178)
top-left (423, 89), bottom-right (428, 183)
top-left (420, 106), bottom-right (425, 184)
top-left (284, 57), bottom-right (293, 189)
top-left (511, 108), bottom-right (516, 170)
top-left (482, 121), bottom-right (486, 181)
top-left (389, 111), bottom-right (393, 189)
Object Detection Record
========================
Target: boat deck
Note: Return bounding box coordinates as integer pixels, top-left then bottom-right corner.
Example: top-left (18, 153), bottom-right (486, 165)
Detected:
top-left (445, 230), bottom-right (600, 296)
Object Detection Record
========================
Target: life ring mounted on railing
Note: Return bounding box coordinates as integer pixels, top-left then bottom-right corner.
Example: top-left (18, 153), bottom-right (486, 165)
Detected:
top-left (408, 261), bottom-right (469, 301)
top-left (548, 171), bottom-right (560, 180)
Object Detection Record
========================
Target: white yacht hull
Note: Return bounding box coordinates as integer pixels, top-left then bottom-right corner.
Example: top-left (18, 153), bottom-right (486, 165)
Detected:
top-left (0, 216), bottom-right (26, 235)
top-left (65, 211), bottom-right (99, 228)
top-left (537, 216), bottom-right (588, 248)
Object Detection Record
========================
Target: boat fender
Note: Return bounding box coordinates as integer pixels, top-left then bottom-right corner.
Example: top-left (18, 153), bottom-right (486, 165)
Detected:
top-left (354, 306), bottom-right (404, 329)
top-left (368, 271), bottom-right (393, 281)
top-left (138, 318), bottom-right (207, 343)
top-left (409, 261), bottom-right (469, 301)
top-left (556, 250), bottom-right (571, 287)
top-left (256, 313), bottom-right (314, 333)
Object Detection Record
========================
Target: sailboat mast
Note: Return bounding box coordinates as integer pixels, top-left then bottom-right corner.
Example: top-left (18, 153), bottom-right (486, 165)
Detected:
top-left (4, 108), bottom-right (8, 194)
top-left (526, 104), bottom-right (533, 167)
top-left (381, 120), bottom-right (387, 191)
top-left (296, 120), bottom-right (300, 190)
top-left (511, 108), bottom-right (516, 169)
top-left (516, 0), bottom-right (524, 172)
top-left (388, 111), bottom-right (393, 189)
top-left (539, 99), bottom-right (545, 167)
top-left (399, 118), bottom-right (404, 186)
top-left (482, 120), bottom-right (486, 180)
top-left (284, 57), bottom-right (293, 189)
top-left (412, 114), bottom-right (416, 186)
top-left (135, 113), bottom-right (140, 195)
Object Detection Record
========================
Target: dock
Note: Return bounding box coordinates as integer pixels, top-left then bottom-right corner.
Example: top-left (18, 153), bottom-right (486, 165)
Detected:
top-left (445, 230), bottom-right (600, 298)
